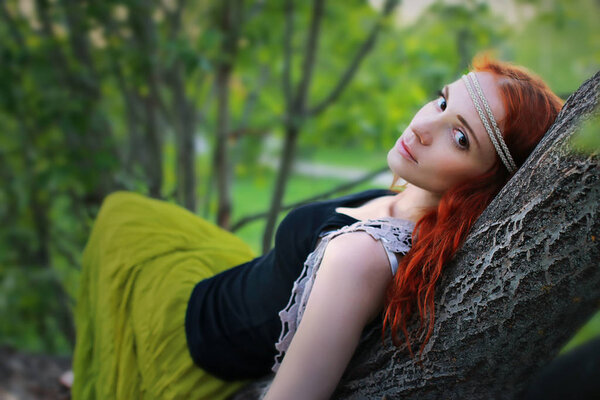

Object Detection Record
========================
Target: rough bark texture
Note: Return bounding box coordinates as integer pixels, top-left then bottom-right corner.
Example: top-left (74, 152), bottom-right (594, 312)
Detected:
top-left (231, 71), bottom-right (600, 400)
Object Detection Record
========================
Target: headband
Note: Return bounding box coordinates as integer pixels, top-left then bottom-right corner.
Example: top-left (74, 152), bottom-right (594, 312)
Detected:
top-left (461, 72), bottom-right (517, 174)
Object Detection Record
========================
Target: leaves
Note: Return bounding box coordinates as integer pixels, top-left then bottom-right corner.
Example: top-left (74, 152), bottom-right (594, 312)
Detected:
top-left (570, 114), bottom-right (600, 154)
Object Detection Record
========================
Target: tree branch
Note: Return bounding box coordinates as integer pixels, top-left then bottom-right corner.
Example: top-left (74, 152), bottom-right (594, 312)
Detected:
top-left (305, 0), bottom-right (399, 117)
top-left (231, 165), bottom-right (388, 232)
top-left (292, 0), bottom-right (325, 115)
top-left (282, 0), bottom-right (294, 113)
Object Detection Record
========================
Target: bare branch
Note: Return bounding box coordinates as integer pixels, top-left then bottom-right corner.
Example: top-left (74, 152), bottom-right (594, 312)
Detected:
top-left (292, 0), bottom-right (325, 115)
top-left (282, 0), bottom-right (294, 112)
top-left (231, 165), bottom-right (388, 232)
top-left (305, 0), bottom-right (399, 117)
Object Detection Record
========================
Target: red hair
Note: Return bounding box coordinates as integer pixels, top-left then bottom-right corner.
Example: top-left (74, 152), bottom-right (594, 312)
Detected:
top-left (383, 56), bottom-right (564, 357)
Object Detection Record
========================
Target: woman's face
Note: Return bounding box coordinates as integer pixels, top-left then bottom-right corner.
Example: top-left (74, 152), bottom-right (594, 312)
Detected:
top-left (387, 71), bottom-right (506, 194)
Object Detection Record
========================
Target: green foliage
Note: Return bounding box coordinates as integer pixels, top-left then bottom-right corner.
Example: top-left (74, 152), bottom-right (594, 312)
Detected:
top-left (0, 265), bottom-right (73, 355)
top-left (570, 114), bottom-right (600, 153)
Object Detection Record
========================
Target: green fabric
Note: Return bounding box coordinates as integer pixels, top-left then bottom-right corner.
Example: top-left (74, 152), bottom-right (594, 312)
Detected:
top-left (72, 191), bottom-right (256, 399)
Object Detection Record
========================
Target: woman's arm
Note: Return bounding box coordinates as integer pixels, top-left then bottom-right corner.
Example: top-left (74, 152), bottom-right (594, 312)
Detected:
top-left (263, 231), bottom-right (394, 400)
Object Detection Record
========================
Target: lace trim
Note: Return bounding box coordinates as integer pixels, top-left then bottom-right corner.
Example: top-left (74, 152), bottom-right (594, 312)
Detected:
top-left (272, 217), bottom-right (414, 372)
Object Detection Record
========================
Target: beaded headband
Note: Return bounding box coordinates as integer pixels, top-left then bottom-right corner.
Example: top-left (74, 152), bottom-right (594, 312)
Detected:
top-left (462, 72), bottom-right (517, 174)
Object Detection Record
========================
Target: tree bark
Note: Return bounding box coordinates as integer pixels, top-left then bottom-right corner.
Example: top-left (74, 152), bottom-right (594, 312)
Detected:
top-left (231, 71), bottom-right (600, 399)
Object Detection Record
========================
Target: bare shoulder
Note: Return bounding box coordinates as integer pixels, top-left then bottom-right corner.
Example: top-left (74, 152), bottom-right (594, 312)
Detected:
top-left (321, 231), bottom-right (393, 281)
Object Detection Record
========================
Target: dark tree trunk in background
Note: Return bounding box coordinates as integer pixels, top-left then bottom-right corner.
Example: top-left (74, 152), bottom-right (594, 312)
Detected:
top-left (215, 64), bottom-right (234, 228)
top-left (141, 94), bottom-right (163, 199)
top-left (172, 66), bottom-right (197, 211)
top-left (129, 4), bottom-right (165, 199)
top-left (232, 72), bottom-right (600, 399)
top-left (214, 0), bottom-right (244, 229)
top-left (164, 1), bottom-right (199, 212)
top-left (36, 0), bottom-right (119, 202)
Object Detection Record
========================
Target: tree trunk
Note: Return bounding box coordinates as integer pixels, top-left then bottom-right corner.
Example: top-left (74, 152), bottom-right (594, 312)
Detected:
top-left (170, 64), bottom-right (197, 211)
top-left (215, 64), bottom-right (234, 228)
top-left (214, 0), bottom-right (244, 228)
top-left (142, 94), bottom-right (163, 199)
top-left (261, 125), bottom-right (299, 252)
top-left (231, 71), bottom-right (600, 399)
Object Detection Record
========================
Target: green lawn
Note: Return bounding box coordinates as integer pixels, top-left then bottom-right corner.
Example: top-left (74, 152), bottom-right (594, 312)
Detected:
top-left (301, 146), bottom-right (389, 170)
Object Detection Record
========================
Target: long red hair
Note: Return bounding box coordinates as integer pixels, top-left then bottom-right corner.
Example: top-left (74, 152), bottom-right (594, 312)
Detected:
top-left (383, 56), bottom-right (564, 356)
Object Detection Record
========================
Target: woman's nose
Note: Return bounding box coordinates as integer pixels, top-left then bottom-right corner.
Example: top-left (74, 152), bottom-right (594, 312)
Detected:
top-left (410, 118), bottom-right (435, 146)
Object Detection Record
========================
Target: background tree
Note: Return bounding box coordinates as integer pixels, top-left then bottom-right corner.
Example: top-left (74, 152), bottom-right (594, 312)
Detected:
top-left (260, 0), bottom-right (400, 252)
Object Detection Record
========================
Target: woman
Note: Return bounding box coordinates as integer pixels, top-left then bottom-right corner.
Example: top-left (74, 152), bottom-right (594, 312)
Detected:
top-left (70, 56), bottom-right (563, 400)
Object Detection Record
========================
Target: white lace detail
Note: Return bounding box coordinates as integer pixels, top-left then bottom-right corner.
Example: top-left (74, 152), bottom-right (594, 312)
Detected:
top-left (272, 217), bottom-right (414, 372)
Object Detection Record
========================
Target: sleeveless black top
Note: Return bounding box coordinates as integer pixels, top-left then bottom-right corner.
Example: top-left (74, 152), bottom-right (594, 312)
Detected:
top-left (184, 189), bottom-right (393, 380)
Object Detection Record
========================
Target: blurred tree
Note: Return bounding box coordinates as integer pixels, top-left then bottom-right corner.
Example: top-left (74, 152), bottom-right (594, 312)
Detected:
top-left (213, 0), bottom-right (245, 228)
top-left (261, 0), bottom-right (401, 253)
top-left (0, 0), bottom-right (217, 353)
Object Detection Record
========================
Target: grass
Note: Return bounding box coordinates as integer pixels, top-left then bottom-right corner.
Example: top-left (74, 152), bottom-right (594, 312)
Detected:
top-left (301, 146), bottom-right (388, 170)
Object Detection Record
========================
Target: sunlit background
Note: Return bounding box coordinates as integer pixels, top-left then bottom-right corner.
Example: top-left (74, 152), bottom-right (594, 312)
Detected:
top-left (0, 0), bottom-right (598, 360)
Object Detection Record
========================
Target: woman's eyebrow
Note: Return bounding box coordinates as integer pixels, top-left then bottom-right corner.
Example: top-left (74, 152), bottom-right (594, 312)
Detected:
top-left (444, 85), bottom-right (481, 149)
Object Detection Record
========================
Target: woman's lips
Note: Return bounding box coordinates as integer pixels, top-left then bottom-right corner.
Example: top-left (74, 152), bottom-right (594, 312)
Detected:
top-left (397, 139), bottom-right (417, 163)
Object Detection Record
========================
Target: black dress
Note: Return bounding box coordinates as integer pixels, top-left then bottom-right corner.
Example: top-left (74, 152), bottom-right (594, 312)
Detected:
top-left (184, 189), bottom-right (394, 380)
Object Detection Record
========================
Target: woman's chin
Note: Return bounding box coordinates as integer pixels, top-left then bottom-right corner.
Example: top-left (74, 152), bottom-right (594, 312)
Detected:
top-left (387, 149), bottom-right (406, 177)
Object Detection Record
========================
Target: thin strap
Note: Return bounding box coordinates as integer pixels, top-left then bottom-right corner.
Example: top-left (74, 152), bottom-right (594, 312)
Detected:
top-left (382, 241), bottom-right (399, 275)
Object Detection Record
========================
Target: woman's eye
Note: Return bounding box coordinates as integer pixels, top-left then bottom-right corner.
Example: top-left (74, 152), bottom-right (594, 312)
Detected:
top-left (454, 130), bottom-right (469, 149)
top-left (436, 96), bottom-right (447, 111)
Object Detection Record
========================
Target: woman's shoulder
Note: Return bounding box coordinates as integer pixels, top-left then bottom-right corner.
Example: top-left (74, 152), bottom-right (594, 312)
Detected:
top-left (323, 230), bottom-right (393, 276)
top-left (320, 217), bottom-right (414, 276)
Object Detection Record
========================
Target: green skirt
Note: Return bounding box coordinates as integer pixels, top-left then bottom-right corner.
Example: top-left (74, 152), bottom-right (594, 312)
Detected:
top-left (72, 192), bottom-right (256, 399)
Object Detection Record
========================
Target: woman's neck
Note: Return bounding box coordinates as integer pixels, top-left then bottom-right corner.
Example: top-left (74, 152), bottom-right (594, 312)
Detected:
top-left (390, 184), bottom-right (441, 223)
